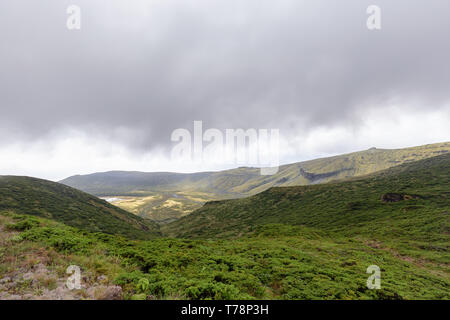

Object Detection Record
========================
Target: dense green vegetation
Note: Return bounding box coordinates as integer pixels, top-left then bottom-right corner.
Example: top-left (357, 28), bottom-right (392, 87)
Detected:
top-left (160, 155), bottom-right (450, 292)
top-left (164, 153), bottom-right (450, 268)
top-left (1, 212), bottom-right (448, 299)
top-left (60, 142), bottom-right (449, 221)
top-left (0, 176), bottom-right (160, 239)
top-left (1, 147), bottom-right (449, 299)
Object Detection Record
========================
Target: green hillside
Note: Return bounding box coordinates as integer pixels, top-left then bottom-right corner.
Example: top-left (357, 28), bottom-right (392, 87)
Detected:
top-left (0, 176), bottom-right (160, 239)
top-left (229, 141), bottom-right (450, 195)
top-left (60, 142), bottom-right (449, 222)
top-left (1, 154), bottom-right (449, 300)
top-left (163, 154), bottom-right (450, 265)
top-left (1, 172), bottom-right (448, 299)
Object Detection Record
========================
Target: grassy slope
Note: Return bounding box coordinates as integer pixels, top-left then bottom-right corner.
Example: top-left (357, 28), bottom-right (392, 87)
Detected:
top-left (1, 212), bottom-right (448, 300)
top-left (1, 154), bottom-right (449, 299)
top-left (60, 142), bottom-right (449, 222)
top-left (229, 141), bottom-right (450, 195)
top-left (0, 176), bottom-right (160, 239)
top-left (163, 154), bottom-right (450, 265)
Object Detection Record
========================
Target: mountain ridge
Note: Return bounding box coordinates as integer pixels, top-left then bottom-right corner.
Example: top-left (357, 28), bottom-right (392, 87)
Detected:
top-left (0, 149), bottom-right (448, 300)
top-left (60, 142), bottom-right (450, 194)
top-left (59, 142), bottom-right (450, 222)
top-left (162, 152), bottom-right (450, 244)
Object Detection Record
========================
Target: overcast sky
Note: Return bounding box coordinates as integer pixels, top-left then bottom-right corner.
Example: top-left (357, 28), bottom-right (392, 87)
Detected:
top-left (1, 0), bottom-right (449, 180)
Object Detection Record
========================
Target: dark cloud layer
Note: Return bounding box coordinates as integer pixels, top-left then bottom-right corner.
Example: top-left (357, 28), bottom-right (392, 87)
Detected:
top-left (1, 0), bottom-right (449, 152)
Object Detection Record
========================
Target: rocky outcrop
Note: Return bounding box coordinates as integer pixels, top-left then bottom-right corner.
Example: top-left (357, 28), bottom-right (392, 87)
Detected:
top-left (381, 193), bottom-right (420, 203)
top-left (0, 263), bottom-right (122, 300)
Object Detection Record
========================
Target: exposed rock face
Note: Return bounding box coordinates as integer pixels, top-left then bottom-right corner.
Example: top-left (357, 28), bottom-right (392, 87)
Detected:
top-left (103, 286), bottom-right (123, 300)
top-left (87, 285), bottom-right (123, 300)
top-left (0, 262), bottom-right (123, 300)
top-left (381, 193), bottom-right (419, 203)
top-left (0, 277), bottom-right (123, 300)
top-left (381, 193), bottom-right (405, 202)
top-left (0, 277), bottom-right (11, 284)
top-left (298, 166), bottom-right (352, 183)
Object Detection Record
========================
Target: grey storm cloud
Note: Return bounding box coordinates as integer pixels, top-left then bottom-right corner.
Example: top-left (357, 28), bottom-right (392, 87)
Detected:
top-left (1, 0), bottom-right (449, 151)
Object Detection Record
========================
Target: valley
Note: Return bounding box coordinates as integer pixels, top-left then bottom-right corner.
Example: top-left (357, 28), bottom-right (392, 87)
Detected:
top-left (0, 143), bottom-right (449, 300)
top-left (101, 191), bottom-right (217, 223)
top-left (62, 142), bottom-right (450, 222)
top-left (2, 0), bottom-right (449, 304)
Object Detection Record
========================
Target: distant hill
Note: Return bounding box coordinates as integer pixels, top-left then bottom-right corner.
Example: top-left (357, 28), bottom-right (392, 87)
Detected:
top-left (59, 142), bottom-right (450, 222)
top-left (61, 142), bottom-right (450, 196)
top-left (0, 152), bottom-right (449, 300)
top-left (162, 153), bottom-right (450, 243)
top-left (60, 171), bottom-right (213, 196)
top-left (0, 176), bottom-right (160, 239)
